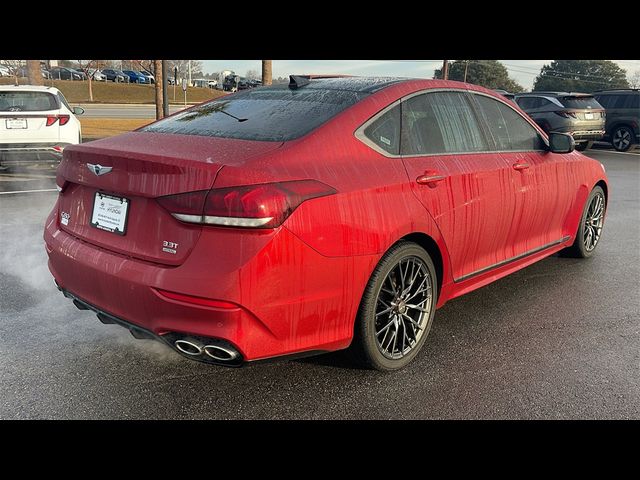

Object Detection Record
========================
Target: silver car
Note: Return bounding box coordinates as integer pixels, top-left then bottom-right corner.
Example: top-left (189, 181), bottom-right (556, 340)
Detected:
top-left (514, 92), bottom-right (605, 151)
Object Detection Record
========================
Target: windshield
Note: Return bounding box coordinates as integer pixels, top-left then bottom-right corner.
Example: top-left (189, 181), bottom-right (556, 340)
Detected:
top-left (0, 91), bottom-right (58, 112)
top-left (142, 85), bottom-right (367, 142)
top-left (560, 96), bottom-right (603, 109)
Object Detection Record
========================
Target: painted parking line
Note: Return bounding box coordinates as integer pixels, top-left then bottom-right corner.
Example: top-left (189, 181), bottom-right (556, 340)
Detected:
top-left (0, 189), bottom-right (57, 195)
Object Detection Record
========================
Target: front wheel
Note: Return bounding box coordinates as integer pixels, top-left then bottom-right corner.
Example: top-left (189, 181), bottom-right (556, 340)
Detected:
top-left (561, 186), bottom-right (606, 258)
top-left (350, 242), bottom-right (437, 371)
top-left (612, 126), bottom-right (633, 152)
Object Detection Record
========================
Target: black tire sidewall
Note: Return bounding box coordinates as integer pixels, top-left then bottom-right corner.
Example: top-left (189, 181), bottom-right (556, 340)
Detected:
top-left (356, 242), bottom-right (437, 371)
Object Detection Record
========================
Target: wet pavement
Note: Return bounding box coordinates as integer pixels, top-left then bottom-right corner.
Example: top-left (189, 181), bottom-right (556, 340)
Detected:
top-left (0, 148), bottom-right (638, 419)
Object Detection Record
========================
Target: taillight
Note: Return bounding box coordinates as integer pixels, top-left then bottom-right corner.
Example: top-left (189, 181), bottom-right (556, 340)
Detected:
top-left (45, 115), bottom-right (70, 126)
top-left (157, 180), bottom-right (337, 229)
top-left (554, 110), bottom-right (578, 119)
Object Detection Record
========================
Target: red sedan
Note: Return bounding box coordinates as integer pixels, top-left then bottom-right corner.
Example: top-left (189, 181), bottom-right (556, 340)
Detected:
top-left (44, 76), bottom-right (608, 370)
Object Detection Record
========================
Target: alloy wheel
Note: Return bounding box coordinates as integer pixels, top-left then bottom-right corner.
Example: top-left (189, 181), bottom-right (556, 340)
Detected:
top-left (374, 256), bottom-right (433, 360)
top-left (583, 192), bottom-right (605, 252)
top-left (613, 128), bottom-right (631, 151)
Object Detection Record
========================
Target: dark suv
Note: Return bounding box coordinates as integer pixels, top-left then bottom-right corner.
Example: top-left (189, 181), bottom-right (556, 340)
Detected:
top-left (514, 92), bottom-right (605, 151)
top-left (593, 89), bottom-right (639, 152)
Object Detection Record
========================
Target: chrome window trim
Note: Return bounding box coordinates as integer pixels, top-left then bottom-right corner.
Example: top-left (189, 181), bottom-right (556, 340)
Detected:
top-left (354, 87), bottom-right (549, 158)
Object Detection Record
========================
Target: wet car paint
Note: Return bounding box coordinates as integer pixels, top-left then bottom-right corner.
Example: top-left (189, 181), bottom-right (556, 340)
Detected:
top-left (43, 79), bottom-right (608, 364)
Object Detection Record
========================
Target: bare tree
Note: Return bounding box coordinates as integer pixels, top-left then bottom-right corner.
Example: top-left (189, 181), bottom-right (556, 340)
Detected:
top-left (262, 60), bottom-right (272, 86)
top-left (245, 69), bottom-right (260, 80)
top-left (76, 60), bottom-right (96, 102)
top-left (630, 70), bottom-right (640, 89)
top-left (26, 60), bottom-right (44, 86)
top-left (154, 60), bottom-right (164, 120)
top-left (1, 60), bottom-right (24, 85)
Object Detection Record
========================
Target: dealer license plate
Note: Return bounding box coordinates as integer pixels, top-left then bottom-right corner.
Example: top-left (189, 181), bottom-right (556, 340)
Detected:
top-left (90, 192), bottom-right (129, 235)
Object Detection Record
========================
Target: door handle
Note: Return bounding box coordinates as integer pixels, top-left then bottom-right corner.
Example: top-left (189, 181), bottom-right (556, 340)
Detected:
top-left (512, 162), bottom-right (530, 171)
top-left (416, 173), bottom-right (446, 186)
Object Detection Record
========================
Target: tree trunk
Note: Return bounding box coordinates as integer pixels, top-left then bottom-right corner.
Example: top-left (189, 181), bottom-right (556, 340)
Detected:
top-left (262, 60), bottom-right (272, 86)
top-left (154, 60), bottom-right (164, 120)
top-left (27, 60), bottom-right (44, 86)
top-left (88, 76), bottom-right (93, 102)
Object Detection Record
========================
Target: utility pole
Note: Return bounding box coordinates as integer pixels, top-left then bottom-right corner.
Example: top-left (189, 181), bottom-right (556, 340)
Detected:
top-left (162, 60), bottom-right (169, 118)
top-left (154, 60), bottom-right (164, 120)
top-left (463, 60), bottom-right (469, 83)
top-left (261, 60), bottom-right (272, 86)
top-left (27, 60), bottom-right (44, 86)
top-left (442, 60), bottom-right (449, 80)
top-left (188, 60), bottom-right (192, 87)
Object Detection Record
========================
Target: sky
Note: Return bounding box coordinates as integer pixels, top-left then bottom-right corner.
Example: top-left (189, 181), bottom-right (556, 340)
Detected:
top-left (201, 60), bottom-right (640, 91)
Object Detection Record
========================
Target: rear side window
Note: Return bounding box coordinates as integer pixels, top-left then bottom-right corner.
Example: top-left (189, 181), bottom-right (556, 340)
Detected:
top-left (401, 91), bottom-right (488, 155)
top-left (473, 94), bottom-right (545, 151)
top-left (363, 104), bottom-right (401, 155)
top-left (142, 86), bottom-right (367, 142)
top-left (0, 91), bottom-right (58, 111)
top-left (559, 96), bottom-right (602, 109)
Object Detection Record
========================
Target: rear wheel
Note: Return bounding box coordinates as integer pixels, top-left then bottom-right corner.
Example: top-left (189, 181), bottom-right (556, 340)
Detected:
top-left (612, 125), bottom-right (633, 152)
top-left (561, 186), bottom-right (606, 258)
top-left (350, 242), bottom-right (437, 371)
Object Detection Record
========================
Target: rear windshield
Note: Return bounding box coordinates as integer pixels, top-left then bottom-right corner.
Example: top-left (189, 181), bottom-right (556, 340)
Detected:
top-left (559, 96), bottom-right (602, 109)
top-left (142, 86), bottom-right (367, 142)
top-left (0, 91), bottom-right (58, 112)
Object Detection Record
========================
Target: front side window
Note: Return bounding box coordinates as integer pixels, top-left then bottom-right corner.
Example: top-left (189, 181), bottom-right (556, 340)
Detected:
top-left (401, 91), bottom-right (488, 155)
top-left (472, 94), bottom-right (545, 151)
top-left (362, 103), bottom-right (401, 155)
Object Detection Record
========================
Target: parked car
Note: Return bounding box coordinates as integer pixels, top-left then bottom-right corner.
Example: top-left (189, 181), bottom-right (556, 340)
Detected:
top-left (167, 76), bottom-right (176, 85)
top-left (101, 69), bottom-right (129, 83)
top-left (0, 85), bottom-right (83, 167)
top-left (208, 80), bottom-right (218, 89)
top-left (192, 79), bottom-right (210, 88)
top-left (122, 70), bottom-right (149, 84)
top-left (44, 77), bottom-right (609, 371)
top-left (140, 71), bottom-right (155, 84)
top-left (88, 69), bottom-right (107, 82)
top-left (593, 89), bottom-right (640, 152)
top-left (71, 69), bottom-right (88, 81)
top-left (0, 65), bottom-right (11, 77)
top-left (49, 67), bottom-right (84, 81)
top-left (15, 66), bottom-right (51, 80)
top-left (223, 74), bottom-right (239, 91)
top-left (514, 92), bottom-right (605, 151)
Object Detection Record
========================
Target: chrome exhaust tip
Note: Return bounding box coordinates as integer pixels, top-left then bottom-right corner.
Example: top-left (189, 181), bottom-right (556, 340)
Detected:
top-left (203, 344), bottom-right (239, 362)
top-left (174, 339), bottom-right (203, 356)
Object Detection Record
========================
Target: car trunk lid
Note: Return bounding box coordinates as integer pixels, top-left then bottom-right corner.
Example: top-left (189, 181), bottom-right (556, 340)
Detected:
top-left (56, 131), bottom-right (283, 266)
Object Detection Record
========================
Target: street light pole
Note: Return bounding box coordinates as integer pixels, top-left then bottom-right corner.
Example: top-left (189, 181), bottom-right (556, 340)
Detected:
top-left (442, 59), bottom-right (449, 80)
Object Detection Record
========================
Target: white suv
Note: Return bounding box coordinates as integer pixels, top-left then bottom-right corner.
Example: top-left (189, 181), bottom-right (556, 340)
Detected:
top-left (0, 85), bottom-right (83, 165)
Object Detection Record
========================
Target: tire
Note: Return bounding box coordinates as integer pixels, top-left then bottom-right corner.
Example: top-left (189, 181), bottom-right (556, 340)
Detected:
top-left (561, 186), bottom-right (606, 258)
top-left (575, 141), bottom-right (592, 151)
top-left (612, 125), bottom-right (633, 152)
top-left (349, 241), bottom-right (438, 371)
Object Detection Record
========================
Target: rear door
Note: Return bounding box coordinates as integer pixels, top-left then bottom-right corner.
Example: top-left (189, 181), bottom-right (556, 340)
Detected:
top-left (399, 90), bottom-right (518, 282)
top-left (0, 90), bottom-right (60, 144)
top-left (470, 92), bottom-right (572, 253)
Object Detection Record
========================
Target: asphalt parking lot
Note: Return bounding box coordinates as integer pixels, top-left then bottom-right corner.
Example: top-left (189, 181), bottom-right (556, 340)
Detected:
top-left (0, 147), bottom-right (638, 419)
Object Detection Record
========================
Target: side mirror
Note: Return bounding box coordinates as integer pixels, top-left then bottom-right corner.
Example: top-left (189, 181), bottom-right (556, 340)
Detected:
top-left (548, 132), bottom-right (575, 153)
top-left (72, 107), bottom-right (84, 115)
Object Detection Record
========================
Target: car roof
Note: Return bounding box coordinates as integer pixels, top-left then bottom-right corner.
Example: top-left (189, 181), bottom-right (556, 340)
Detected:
top-left (515, 91), bottom-right (594, 97)
top-left (0, 85), bottom-right (60, 94)
top-left (593, 89), bottom-right (639, 94)
top-left (287, 76), bottom-right (409, 93)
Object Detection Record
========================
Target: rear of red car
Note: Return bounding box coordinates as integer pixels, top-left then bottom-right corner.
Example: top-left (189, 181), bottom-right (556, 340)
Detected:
top-left (43, 84), bottom-right (380, 364)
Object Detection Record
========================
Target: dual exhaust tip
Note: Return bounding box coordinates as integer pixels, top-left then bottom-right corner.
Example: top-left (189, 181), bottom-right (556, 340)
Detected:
top-left (174, 339), bottom-right (239, 362)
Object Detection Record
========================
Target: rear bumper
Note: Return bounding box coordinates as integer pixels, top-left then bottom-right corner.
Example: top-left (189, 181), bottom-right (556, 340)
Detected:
top-left (0, 143), bottom-right (70, 162)
top-left (43, 203), bottom-right (372, 362)
top-left (549, 126), bottom-right (605, 142)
